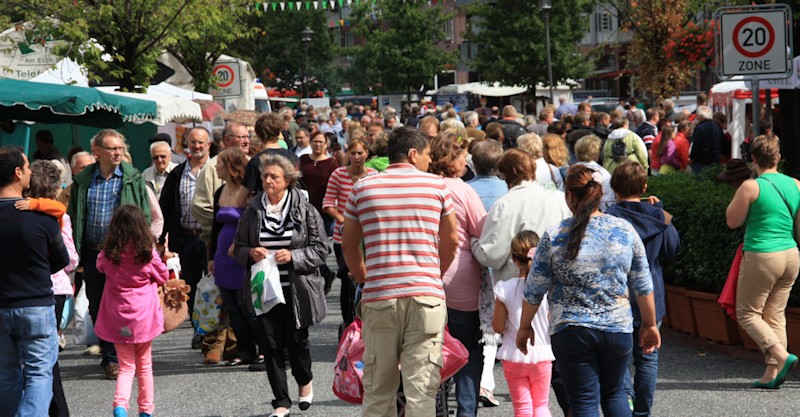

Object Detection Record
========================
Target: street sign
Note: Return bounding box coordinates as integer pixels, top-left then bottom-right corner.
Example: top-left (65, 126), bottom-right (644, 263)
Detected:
top-left (716, 4), bottom-right (792, 80)
top-left (210, 60), bottom-right (243, 98)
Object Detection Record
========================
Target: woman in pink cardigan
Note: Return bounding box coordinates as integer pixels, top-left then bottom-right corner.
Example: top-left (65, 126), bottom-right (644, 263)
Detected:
top-left (429, 132), bottom-right (488, 416)
top-left (95, 205), bottom-right (169, 417)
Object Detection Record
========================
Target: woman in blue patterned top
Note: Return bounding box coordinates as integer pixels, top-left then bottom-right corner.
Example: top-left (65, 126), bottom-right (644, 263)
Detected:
top-left (516, 164), bottom-right (661, 417)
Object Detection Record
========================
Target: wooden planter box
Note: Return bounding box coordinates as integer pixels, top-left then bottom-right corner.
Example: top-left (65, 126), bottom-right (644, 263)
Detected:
top-left (738, 325), bottom-right (761, 351)
top-left (687, 290), bottom-right (742, 345)
top-left (665, 285), bottom-right (696, 335)
top-left (786, 307), bottom-right (800, 354)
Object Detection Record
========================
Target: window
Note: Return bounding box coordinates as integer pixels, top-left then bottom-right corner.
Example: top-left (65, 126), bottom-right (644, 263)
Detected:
top-left (599, 12), bottom-right (612, 32)
top-left (444, 18), bottom-right (455, 43)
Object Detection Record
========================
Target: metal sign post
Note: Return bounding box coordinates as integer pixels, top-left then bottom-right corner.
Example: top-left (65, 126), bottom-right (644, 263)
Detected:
top-left (716, 4), bottom-right (792, 137)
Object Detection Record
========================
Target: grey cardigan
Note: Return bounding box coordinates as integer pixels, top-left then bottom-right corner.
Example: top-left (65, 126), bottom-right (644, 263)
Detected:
top-left (233, 187), bottom-right (328, 329)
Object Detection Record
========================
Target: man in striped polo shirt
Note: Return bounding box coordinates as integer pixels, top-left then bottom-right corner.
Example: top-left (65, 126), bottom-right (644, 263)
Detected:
top-left (343, 126), bottom-right (459, 417)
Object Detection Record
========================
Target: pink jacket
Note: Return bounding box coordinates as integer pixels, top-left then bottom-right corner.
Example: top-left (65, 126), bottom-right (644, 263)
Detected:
top-left (94, 247), bottom-right (168, 344)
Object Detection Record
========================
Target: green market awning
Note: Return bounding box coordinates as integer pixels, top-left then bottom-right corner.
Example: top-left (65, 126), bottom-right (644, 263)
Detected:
top-left (0, 78), bottom-right (157, 128)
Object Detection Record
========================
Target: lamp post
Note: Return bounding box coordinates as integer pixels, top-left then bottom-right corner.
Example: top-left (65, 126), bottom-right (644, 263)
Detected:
top-left (538, 0), bottom-right (554, 105)
top-left (301, 26), bottom-right (314, 100)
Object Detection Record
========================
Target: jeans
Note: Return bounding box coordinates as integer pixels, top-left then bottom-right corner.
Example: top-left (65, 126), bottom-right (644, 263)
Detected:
top-left (0, 306), bottom-right (59, 417)
top-left (114, 342), bottom-right (154, 414)
top-left (446, 308), bottom-right (483, 417)
top-left (625, 323), bottom-right (661, 417)
top-left (552, 326), bottom-right (633, 417)
top-left (503, 360), bottom-right (552, 417)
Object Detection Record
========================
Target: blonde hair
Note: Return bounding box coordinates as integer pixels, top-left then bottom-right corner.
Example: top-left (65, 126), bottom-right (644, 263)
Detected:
top-left (542, 134), bottom-right (569, 167)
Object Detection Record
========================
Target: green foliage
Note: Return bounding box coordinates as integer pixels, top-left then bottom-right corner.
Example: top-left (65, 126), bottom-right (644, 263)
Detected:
top-left (466, 0), bottom-right (592, 92)
top-left (230, 8), bottom-right (336, 95)
top-left (346, 0), bottom-right (456, 95)
top-left (5, 0), bottom-right (199, 91)
top-left (646, 167), bottom-right (743, 293)
top-left (168, 0), bottom-right (255, 93)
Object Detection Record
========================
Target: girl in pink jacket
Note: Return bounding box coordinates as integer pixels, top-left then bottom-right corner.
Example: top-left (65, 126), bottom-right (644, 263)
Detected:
top-left (95, 205), bottom-right (168, 417)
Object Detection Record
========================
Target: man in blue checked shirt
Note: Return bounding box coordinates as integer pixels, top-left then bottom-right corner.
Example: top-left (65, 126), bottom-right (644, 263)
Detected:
top-left (68, 129), bottom-right (151, 380)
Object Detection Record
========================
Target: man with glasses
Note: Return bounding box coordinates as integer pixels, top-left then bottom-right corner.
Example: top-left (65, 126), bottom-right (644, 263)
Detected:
top-left (67, 129), bottom-right (151, 379)
top-left (291, 127), bottom-right (312, 158)
top-left (192, 122), bottom-right (250, 250)
top-left (159, 127), bottom-right (212, 350)
top-left (142, 141), bottom-right (178, 199)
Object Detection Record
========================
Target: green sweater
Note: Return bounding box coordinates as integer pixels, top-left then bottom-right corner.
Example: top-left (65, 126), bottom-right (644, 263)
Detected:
top-left (67, 161), bottom-right (151, 254)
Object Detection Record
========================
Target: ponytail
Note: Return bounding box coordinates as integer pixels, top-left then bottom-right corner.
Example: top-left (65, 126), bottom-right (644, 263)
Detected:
top-left (564, 165), bottom-right (603, 260)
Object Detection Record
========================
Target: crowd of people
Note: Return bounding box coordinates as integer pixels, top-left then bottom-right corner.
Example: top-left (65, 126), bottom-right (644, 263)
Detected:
top-left (3, 91), bottom-right (795, 417)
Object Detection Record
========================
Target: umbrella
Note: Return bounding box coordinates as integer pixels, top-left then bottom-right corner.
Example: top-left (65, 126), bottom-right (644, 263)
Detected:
top-left (223, 109), bottom-right (260, 126)
top-left (0, 78), bottom-right (157, 128)
top-left (194, 99), bottom-right (225, 121)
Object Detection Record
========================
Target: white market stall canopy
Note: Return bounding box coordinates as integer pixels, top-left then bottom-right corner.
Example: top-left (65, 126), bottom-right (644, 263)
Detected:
top-left (434, 81), bottom-right (579, 97)
top-left (96, 87), bottom-right (202, 125)
top-left (148, 82), bottom-right (213, 101)
top-left (30, 58), bottom-right (89, 87)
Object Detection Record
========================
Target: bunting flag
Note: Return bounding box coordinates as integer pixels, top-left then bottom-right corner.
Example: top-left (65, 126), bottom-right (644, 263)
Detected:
top-left (272, 2), bottom-right (277, 10)
top-left (257, 0), bottom-right (450, 12)
top-left (296, 2), bottom-right (301, 10)
top-left (329, 0), bottom-right (334, 8)
top-left (313, 1), bottom-right (318, 9)
top-left (280, 1), bottom-right (285, 10)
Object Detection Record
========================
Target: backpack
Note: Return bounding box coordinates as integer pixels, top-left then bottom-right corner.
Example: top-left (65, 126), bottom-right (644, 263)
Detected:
top-left (611, 138), bottom-right (628, 162)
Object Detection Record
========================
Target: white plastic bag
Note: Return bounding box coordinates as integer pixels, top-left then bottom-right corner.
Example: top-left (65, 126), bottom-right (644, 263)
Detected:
top-left (250, 254), bottom-right (285, 316)
top-left (191, 272), bottom-right (221, 335)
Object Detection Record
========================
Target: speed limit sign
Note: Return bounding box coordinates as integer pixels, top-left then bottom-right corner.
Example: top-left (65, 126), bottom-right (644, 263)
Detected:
top-left (210, 60), bottom-right (243, 98)
top-left (717, 4), bottom-right (792, 79)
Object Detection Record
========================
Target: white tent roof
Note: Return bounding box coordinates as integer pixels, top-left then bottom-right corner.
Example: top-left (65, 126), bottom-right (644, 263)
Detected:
top-left (711, 77), bottom-right (748, 94)
top-left (434, 81), bottom-right (578, 97)
top-left (30, 58), bottom-right (89, 87)
top-left (148, 82), bottom-right (213, 101)
top-left (95, 87), bottom-right (201, 125)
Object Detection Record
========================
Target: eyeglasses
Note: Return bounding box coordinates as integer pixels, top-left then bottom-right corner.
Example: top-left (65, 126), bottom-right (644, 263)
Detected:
top-left (151, 155), bottom-right (168, 160)
top-left (311, 141), bottom-right (327, 145)
top-left (98, 144), bottom-right (125, 153)
top-left (226, 134), bottom-right (251, 140)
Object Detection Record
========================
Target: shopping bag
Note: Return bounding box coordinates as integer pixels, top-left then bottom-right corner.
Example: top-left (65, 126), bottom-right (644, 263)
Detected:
top-left (441, 326), bottom-right (469, 380)
top-left (332, 318), bottom-right (365, 404)
top-left (250, 254), bottom-right (285, 316)
top-left (59, 295), bottom-right (75, 331)
top-left (191, 272), bottom-right (221, 335)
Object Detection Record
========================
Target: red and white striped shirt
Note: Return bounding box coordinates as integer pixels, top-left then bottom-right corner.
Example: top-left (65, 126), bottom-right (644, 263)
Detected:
top-left (344, 163), bottom-right (454, 303)
top-left (322, 166), bottom-right (377, 243)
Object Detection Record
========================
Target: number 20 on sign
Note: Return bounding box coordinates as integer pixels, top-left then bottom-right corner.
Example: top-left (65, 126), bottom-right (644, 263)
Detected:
top-left (717, 4), bottom-right (792, 79)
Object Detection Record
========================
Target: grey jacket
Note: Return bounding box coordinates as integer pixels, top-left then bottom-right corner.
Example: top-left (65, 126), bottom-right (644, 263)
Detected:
top-left (233, 187), bottom-right (328, 329)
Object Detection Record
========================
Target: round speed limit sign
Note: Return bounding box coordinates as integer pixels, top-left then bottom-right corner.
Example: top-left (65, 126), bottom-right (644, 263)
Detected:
top-left (211, 61), bottom-right (242, 98)
top-left (718, 5), bottom-right (791, 78)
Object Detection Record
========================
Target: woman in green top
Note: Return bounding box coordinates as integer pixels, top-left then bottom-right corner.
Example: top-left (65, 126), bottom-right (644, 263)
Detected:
top-left (726, 134), bottom-right (800, 389)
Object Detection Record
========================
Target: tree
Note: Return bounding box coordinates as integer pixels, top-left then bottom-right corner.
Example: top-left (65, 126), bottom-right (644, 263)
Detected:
top-left (5, 0), bottom-right (198, 91)
top-left (604, 0), bottom-right (695, 102)
top-left (467, 0), bottom-right (592, 98)
top-left (231, 9), bottom-right (337, 96)
top-left (346, 0), bottom-right (456, 98)
top-left (167, 0), bottom-right (255, 93)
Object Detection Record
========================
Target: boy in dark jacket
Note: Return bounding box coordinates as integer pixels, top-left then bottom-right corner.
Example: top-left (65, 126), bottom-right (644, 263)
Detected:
top-left (606, 160), bottom-right (680, 417)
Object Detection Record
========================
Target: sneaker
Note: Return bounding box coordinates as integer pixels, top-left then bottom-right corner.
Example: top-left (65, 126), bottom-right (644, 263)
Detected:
top-left (113, 406), bottom-right (127, 417)
top-left (478, 389), bottom-right (500, 407)
top-left (104, 362), bottom-right (120, 380)
top-left (191, 333), bottom-right (202, 350)
top-left (83, 345), bottom-right (101, 355)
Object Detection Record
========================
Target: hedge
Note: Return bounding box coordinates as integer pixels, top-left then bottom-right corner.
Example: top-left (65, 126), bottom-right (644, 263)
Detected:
top-left (646, 165), bottom-right (800, 306)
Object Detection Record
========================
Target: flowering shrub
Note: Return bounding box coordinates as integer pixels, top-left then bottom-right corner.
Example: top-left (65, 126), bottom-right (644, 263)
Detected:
top-left (664, 20), bottom-right (715, 69)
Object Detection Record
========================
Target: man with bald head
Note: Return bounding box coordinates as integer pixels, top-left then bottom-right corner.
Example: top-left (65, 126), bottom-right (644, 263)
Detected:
top-left (143, 141), bottom-right (178, 199)
top-left (159, 128), bottom-right (211, 347)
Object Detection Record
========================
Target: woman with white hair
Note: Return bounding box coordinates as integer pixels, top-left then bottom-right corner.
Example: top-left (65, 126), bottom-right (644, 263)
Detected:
top-left (517, 133), bottom-right (564, 191)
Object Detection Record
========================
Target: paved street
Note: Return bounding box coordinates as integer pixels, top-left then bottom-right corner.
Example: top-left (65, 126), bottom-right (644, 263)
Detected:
top-left (60, 245), bottom-right (800, 417)
top-left (60, 277), bottom-right (800, 417)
